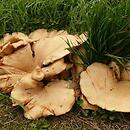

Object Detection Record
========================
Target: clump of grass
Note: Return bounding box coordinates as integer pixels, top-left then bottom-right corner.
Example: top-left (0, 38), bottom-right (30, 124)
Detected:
top-left (68, 0), bottom-right (130, 68)
top-left (30, 119), bottom-right (50, 130)
top-left (0, 93), bottom-right (9, 102)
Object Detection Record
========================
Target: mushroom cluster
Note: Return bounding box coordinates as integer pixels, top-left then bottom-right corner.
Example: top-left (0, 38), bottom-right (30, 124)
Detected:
top-left (0, 29), bottom-right (86, 119)
top-left (1, 29), bottom-right (130, 120)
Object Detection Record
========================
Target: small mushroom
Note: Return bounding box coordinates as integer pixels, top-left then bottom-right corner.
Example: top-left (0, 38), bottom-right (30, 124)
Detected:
top-left (31, 59), bottom-right (67, 81)
top-left (4, 32), bottom-right (31, 44)
top-left (29, 29), bottom-right (48, 41)
top-left (80, 62), bottom-right (130, 112)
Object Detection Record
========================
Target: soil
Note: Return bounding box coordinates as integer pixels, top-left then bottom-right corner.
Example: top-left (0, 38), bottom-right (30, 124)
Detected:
top-left (0, 98), bottom-right (130, 130)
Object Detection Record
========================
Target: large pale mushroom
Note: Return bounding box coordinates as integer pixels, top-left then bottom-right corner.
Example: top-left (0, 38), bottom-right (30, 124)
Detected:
top-left (1, 44), bottom-right (34, 72)
top-left (24, 80), bottom-right (75, 119)
top-left (80, 62), bottom-right (130, 112)
top-left (0, 29), bottom-right (73, 92)
top-left (11, 68), bottom-right (75, 119)
top-left (0, 34), bottom-right (33, 92)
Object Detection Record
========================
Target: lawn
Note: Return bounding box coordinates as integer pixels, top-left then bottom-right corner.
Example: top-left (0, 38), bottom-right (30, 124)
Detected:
top-left (0, 0), bottom-right (130, 130)
top-left (0, 0), bottom-right (89, 37)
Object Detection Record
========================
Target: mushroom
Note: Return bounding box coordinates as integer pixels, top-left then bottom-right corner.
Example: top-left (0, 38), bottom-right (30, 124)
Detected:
top-left (3, 32), bottom-right (31, 44)
top-left (11, 70), bottom-right (75, 119)
top-left (33, 33), bottom-right (87, 66)
top-left (31, 59), bottom-right (67, 81)
top-left (80, 62), bottom-right (130, 112)
top-left (24, 80), bottom-right (75, 119)
top-left (0, 44), bottom-right (34, 92)
top-left (0, 32), bottom-right (32, 57)
top-left (1, 44), bottom-right (34, 72)
top-left (42, 59), bottom-right (67, 78)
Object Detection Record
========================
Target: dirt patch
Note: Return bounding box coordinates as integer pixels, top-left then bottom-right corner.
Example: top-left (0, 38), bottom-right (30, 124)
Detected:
top-left (0, 99), bottom-right (130, 130)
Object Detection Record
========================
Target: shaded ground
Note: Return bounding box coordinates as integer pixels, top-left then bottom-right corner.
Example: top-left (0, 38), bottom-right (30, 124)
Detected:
top-left (0, 98), bottom-right (130, 130)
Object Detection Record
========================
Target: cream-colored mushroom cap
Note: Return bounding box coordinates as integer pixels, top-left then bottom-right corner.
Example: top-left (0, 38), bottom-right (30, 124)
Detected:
top-left (33, 33), bottom-right (87, 66)
top-left (24, 80), bottom-right (75, 119)
top-left (80, 63), bottom-right (130, 112)
top-left (11, 74), bottom-right (75, 119)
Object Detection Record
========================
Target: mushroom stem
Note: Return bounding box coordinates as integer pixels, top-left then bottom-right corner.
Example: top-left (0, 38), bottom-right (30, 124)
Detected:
top-left (31, 66), bottom-right (45, 81)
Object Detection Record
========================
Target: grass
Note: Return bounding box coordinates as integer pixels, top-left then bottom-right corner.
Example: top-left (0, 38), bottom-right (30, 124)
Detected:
top-left (0, 0), bottom-right (90, 37)
top-left (68, 0), bottom-right (130, 68)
